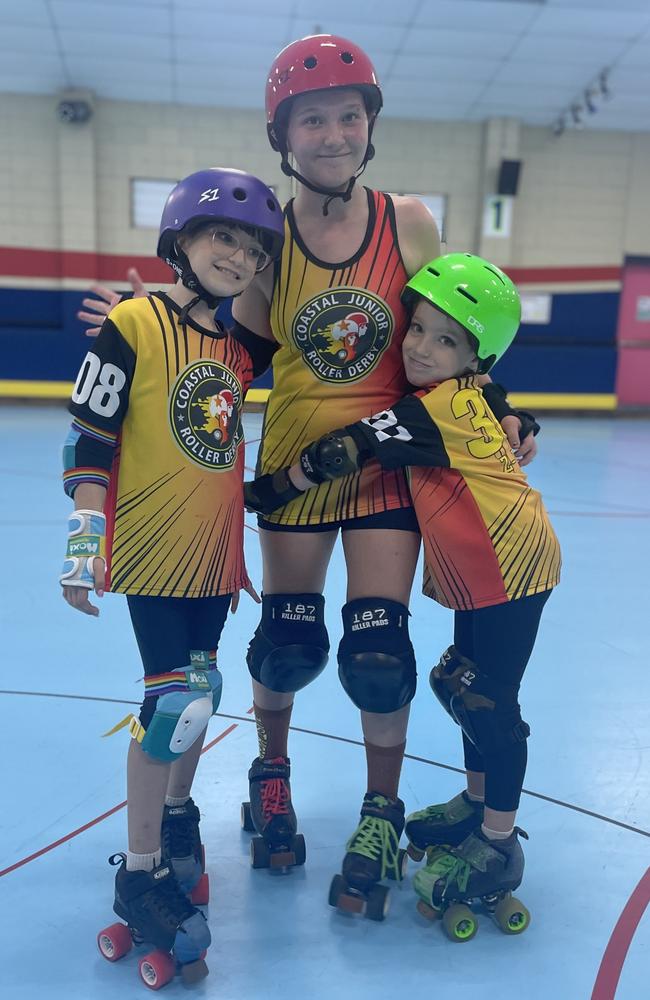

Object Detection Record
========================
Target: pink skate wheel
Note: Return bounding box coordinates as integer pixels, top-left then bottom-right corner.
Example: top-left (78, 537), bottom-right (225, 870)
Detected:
top-left (139, 949), bottom-right (175, 990)
top-left (97, 922), bottom-right (132, 961)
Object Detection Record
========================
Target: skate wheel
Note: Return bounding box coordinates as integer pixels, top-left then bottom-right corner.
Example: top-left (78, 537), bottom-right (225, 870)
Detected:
top-left (494, 895), bottom-right (531, 935)
top-left (407, 842), bottom-right (425, 862)
top-left (180, 957), bottom-right (209, 985)
top-left (241, 801), bottom-right (255, 833)
top-left (416, 899), bottom-right (442, 922)
top-left (328, 874), bottom-right (347, 909)
top-left (139, 949), bottom-right (175, 990)
top-left (190, 872), bottom-right (210, 906)
top-left (442, 903), bottom-right (478, 942)
top-left (250, 836), bottom-right (271, 869)
top-left (365, 883), bottom-right (390, 922)
top-left (291, 833), bottom-right (306, 867)
top-left (97, 922), bottom-right (132, 962)
top-left (200, 844), bottom-right (206, 868)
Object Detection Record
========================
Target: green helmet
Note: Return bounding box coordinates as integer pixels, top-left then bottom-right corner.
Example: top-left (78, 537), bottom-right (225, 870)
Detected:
top-left (402, 253), bottom-right (521, 372)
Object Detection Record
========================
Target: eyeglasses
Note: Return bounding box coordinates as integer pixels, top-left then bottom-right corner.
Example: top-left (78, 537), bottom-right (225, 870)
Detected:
top-left (207, 226), bottom-right (271, 273)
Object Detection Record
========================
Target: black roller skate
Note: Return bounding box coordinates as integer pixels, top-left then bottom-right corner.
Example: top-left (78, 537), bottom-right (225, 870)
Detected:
top-left (241, 756), bottom-right (306, 872)
top-left (329, 792), bottom-right (408, 922)
top-left (161, 798), bottom-right (209, 905)
top-left (96, 853), bottom-right (211, 989)
top-left (405, 790), bottom-right (484, 861)
top-left (413, 827), bottom-right (531, 942)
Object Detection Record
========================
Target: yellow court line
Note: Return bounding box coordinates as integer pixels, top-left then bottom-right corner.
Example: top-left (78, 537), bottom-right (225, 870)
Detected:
top-left (0, 381), bottom-right (617, 411)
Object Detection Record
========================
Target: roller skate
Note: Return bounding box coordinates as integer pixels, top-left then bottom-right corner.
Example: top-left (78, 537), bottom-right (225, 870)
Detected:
top-left (413, 826), bottom-right (531, 942)
top-left (161, 798), bottom-right (209, 905)
top-left (328, 792), bottom-right (408, 922)
top-left (97, 853), bottom-right (211, 989)
top-left (241, 756), bottom-right (306, 872)
top-left (405, 790), bottom-right (484, 861)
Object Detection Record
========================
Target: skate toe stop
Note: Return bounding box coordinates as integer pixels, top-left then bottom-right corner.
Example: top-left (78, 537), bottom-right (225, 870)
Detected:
top-left (180, 957), bottom-right (209, 984)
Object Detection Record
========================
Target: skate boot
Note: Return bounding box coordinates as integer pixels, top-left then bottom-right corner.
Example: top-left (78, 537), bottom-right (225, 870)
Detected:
top-left (405, 790), bottom-right (484, 861)
top-left (241, 756), bottom-right (306, 872)
top-left (413, 826), bottom-right (531, 942)
top-left (328, 792), bottom-right (408, 922)
top-left (161, 798), bottom-right (209, 905)
top-left (96, 853), bottom-right (211, 988)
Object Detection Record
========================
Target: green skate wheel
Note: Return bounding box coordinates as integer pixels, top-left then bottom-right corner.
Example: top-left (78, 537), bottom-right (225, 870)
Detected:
top-left (494, 895), bottom-right (530, 935)
top-left (442, 903), bottom-right (478, 942)
top-left (365, 883), bottom-right (390, 922)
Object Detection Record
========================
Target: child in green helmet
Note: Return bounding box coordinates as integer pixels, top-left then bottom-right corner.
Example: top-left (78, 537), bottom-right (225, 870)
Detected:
top-left (244, 252), bottom-right (561, 936)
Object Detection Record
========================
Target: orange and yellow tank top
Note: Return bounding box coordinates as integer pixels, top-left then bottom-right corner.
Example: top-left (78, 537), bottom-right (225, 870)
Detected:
top-left (261, 188), bottom-right (412, 525)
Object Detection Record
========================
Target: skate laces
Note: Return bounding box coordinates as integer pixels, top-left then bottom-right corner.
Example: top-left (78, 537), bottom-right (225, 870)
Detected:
top-left (162, 810), bottom-right (197, 859)
top-left (347, 815), bottom-right (400, 874)
top-left (260, 777), bottom-right (290, 819)
top-left (149, 870), bottom-right (195, 924)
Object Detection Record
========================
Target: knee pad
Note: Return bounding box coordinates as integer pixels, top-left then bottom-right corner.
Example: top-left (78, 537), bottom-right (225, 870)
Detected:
top-left (105, 651), bottom-right (223, 763)
top-left (337, 598), bottom-right (416, 713)
top-left (247, 593), bottom-right (329, 693)
top-left (429, 646), bottom-right (529, 755)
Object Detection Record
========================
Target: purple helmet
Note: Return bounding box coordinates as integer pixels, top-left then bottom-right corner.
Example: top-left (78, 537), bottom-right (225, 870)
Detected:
top-left (157, 168), bottom-right (284, 271)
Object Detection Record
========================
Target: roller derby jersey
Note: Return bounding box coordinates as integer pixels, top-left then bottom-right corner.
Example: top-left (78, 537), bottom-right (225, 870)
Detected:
top-left (262, 188), bottom-right (412, 525)
top-left (344, 376), bottom-right (561, 609)
top-left (64, 292), bottom-right (261, 597)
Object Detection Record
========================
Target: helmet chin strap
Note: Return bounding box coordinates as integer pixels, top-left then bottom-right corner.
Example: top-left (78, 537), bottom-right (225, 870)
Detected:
top-left (282, 142), bottom-right (376, 216)
top-left (172, 246), bottom-right (223, 324)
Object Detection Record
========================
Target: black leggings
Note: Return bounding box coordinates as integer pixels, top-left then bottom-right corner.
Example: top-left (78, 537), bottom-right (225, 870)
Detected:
top-left (127, 594), bottom-right (231, 728)
top-left (452, 590), bottom-right (552, 813)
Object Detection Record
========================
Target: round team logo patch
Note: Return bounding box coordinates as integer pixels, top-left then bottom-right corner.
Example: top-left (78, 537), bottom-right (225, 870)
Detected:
top-left (292, 288), bottom-right (393, 383)
top-left (169, 360), bottom-right (243, 470)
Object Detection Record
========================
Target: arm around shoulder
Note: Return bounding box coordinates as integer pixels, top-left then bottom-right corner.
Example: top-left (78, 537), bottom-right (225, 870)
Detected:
top-left (392, 195), bottom-right (441, 276)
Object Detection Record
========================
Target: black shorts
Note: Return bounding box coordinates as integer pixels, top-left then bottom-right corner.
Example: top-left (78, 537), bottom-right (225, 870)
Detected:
top-left (257, 506), bottom-right (420, 534)
top-left (126, 594), bottom-right (231, 727)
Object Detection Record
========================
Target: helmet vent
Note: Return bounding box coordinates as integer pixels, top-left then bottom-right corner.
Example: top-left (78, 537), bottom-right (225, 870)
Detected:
top-left (304, 56), bottom-right (318, 69)
top-left (426, 266), bottom-right (441, 276)
top-left (484, 266), bottom-right (505, 285)
top-left (457, 287), bottom-right (478, 304)
top-left (233, 188), bottom-right (247, 201)
top-left (266, 198), bottom-right (277, 211)
top-left (341, 51), bottom-right (354, 64)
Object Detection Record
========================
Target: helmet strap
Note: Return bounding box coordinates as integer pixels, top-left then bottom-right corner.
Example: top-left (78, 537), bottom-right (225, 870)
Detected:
top-left (174, 245), bottom-right (222, 311)
top-left (280, 127), bottom-right (376, 217)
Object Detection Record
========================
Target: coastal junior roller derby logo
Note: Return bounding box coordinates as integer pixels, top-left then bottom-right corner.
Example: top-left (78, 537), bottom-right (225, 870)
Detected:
top-left (169, 360), bottom-right (243, 470)
top-left (292, 288), bottom-right (393, 383)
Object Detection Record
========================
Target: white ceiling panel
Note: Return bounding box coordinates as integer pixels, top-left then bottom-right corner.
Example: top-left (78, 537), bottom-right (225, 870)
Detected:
top-left (0, 0), bottom-right (648, 132)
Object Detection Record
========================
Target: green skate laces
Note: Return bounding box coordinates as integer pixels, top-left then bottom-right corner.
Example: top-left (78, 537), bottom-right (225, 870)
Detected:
top-left (346, 796), bottom-right (401, 877)
top-left (412, 791), bottom-right (478, 826)
top-left (424, 831), bottom-right (515, 901)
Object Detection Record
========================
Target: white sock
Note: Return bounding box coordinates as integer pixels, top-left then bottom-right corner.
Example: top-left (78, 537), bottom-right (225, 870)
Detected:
top-left (165, 794), bottom-right (190, 808)
top-left (481, 823), bottom-right (513, 841)
top-left (466, 790), bottom-right (484, 803)
top-left (126, 849), bottom-right (162, 872)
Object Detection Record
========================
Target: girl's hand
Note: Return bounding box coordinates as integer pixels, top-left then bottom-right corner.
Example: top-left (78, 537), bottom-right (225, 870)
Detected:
top-left (77, 268), bottom-right (148, 337)
top-left (230, 581), bottom-right (261, 613)
top-left (62, 558), bottom-right (105, 617)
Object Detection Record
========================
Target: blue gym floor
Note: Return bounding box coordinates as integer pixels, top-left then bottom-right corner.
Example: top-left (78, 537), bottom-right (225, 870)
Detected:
top-left (1, 405), bottom-right (648, 1000)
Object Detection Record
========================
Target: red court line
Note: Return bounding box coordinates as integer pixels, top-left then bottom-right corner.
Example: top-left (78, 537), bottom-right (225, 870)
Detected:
top-left (0, 722), bottom-right (239, 879)
top-left (591, 866), bottom-right (650, 1000)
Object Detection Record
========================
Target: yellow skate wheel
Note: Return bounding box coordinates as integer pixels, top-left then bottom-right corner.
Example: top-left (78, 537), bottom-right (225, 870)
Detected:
top-left (494, 895), bottom-right (531, 935)
top-left (442, 903), bottom-right (478, 942)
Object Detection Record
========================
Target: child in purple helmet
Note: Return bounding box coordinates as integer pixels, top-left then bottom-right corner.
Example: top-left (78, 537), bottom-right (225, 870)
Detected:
top-left (60, 168), bottom-right (283, 986)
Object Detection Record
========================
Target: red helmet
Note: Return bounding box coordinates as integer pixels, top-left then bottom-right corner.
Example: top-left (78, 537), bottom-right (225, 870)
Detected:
top-left (266, 34), bottom-right (383, 153)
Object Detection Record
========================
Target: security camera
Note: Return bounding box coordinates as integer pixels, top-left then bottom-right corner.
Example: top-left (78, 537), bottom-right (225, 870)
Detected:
top-left (57, 100), bottom-right (93, 124)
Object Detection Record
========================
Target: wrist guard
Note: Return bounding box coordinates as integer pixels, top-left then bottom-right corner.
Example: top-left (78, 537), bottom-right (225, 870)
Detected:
top-left (299, 432), bottom-right (360, 484)
top-left (60, 510), bottom-right (106, 589)
top-left (517, 410), bottom-right (540, 440)
top-left (244, 468), bottom-right (303, 515)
